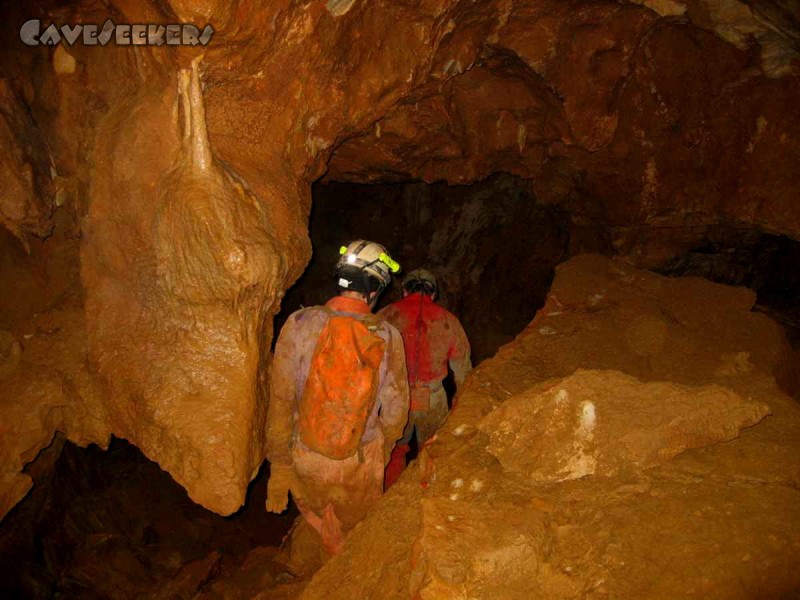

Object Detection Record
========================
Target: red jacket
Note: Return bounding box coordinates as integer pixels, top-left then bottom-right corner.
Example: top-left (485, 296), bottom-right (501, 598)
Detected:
top-left (379, 293), bottom-right (471, 387)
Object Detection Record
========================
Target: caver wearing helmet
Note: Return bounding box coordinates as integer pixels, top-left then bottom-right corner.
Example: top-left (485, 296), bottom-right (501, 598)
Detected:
top-left (379, 267), bottom-right (472, 489)
top-left (265, 239), bottom-right (409, 557)
top-left (335, 240), bottom-right (401, 302)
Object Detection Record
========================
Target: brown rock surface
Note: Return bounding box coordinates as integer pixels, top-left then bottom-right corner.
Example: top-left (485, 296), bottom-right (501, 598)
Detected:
top-left (479, 371), bottom-right (771, 482)
top-left (0, 80), bottom-right (54, 243)
top-left (0, 297), bottom-right (109, 520)
top-left (82, 56), bottom-right (285, 515)
top-left (326, 2), bottom-right (800, 259)
top-left (1, 0), bottom-right (800, 526)
top-left (301, 255), bottom-right (800, 598)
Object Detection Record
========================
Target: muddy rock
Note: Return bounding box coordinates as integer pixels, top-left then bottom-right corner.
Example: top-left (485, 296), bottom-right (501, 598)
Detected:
top-left (272, 517), bottom-right (329, 580)
top-left (301, 255), bottom-right (800, 598)
top-left (82, 57), bottom-right (284, 515)
top-left (0, 80), bottom-right (55, 243)
top-left (0, 300), bottom-right (109, 521)
top-left (0, 330), bottom-right (22, 378)
top-left (480, 370), bottom-right (771, 482)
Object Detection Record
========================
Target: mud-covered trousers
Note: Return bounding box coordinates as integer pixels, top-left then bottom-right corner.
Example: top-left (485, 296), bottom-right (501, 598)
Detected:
top-left (290, 431), bottom-right (385, 554)
top-left (384, 382), bottom-right (448, 488)
top-left (398, 382), bottom-right (449, 447)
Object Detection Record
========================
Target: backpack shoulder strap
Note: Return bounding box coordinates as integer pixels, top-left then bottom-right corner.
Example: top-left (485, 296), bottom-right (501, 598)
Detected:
top-left (324, 304), bottom-right (385, 334)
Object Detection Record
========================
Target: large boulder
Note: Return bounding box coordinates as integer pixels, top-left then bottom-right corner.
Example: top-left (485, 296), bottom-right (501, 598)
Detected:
top-left (479, 370), bottom-right (770, 482)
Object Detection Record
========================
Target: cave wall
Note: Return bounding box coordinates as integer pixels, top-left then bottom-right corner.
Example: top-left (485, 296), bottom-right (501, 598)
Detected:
top-left (0, 437), bottom-right (295, 599)
top-left (0, 0), bottom-right (798, 520)
top-left (658, 226), bottom-right (800, 346)
top-left (326, 2), bottom-right (800, 264)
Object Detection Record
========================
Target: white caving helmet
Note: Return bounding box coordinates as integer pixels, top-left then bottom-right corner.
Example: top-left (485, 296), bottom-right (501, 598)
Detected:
top-left (335, 240), bottom-right (401, 295)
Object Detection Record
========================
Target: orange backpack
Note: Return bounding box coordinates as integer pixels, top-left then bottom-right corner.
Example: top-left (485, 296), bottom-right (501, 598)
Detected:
top-left (297, 310), bottom-right (386, 460)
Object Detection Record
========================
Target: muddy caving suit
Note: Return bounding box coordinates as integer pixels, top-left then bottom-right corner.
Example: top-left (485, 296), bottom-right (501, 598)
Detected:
top-left (379, 292), bottom-right (471, 487)
top-left (266, 296), bottom-right (409, 551)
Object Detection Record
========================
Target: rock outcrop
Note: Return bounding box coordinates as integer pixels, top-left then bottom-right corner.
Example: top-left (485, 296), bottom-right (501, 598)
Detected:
top-left (82, 57), bottom-right (284, 515)
top-left (479, 371), bottom-right (770, 482)
top-left (1, 0), bottom-right (799, 523)
top-left (302, 255), bottom-right (800, 598)
top-left (0, 299), bottom-right (109, 520)
top-left (0, 80), bottom-right (55, 244)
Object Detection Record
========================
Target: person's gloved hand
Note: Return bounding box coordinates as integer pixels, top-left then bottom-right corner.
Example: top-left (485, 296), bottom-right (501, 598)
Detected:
top-left (266, 464), bottom-right (294, 513)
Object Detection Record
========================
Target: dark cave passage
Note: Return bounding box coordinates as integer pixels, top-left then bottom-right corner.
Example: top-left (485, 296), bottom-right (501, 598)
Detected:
top-left (0, 437), bottom-right (296, 599)
top-left (276, 173), bottom-right (603, 364)
top-left (657, 226), bottom-right (800, 348)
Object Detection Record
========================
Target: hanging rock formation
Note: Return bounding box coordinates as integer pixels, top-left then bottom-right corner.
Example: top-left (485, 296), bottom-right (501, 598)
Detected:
top-left (82, 57), bottom-right (284, 514)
